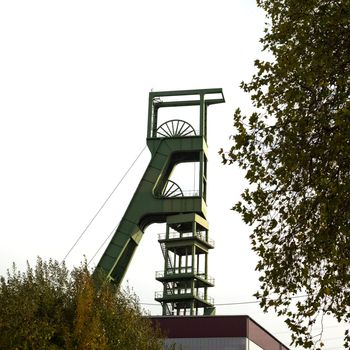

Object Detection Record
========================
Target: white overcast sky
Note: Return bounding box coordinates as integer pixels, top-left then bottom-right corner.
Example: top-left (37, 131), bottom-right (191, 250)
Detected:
top-left (0, 1), bottom-right (346, 349)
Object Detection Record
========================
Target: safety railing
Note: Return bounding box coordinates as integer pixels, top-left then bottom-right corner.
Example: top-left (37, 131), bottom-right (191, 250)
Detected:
top-left (155, 269), bottom-right (215, 284)
top-left (155, 290), bottom-right (214, 305)
top-left (158, 231), bottom-right (215, 247)
top-left (181, 190), bottom-right (200, 197)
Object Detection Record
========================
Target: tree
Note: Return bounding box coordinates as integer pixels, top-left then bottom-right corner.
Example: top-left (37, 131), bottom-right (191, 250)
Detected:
top-left (221, 0), bottom-right (350, 348)
top-left (0, 258), bottom-right (162, 350)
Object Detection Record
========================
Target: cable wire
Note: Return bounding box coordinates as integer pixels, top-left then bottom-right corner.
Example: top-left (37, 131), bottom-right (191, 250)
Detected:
top-left (88, 222), bottom-right (119, 266)
top-left (63, 145), bottom-right (147, 262)
top-left (140, 294), bottom-right (308, 307)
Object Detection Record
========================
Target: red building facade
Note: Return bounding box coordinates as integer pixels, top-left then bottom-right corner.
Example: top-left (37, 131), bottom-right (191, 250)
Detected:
top-left (150, 315), bottom-right (290, 350)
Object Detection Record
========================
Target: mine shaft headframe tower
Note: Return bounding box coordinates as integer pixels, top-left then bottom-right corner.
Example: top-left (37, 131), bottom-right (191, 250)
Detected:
top-left (149, 89), bottom-right (224, 316)
top-left (95, 88), bottom-right (224, 316)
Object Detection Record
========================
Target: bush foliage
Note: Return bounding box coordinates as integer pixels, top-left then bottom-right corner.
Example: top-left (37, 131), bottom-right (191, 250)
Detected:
top-left (0, 258), bottom-right (162, 350)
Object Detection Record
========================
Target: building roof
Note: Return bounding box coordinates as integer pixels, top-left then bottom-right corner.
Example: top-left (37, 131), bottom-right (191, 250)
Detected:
top-left (149, 315), bottom-right (290, 350)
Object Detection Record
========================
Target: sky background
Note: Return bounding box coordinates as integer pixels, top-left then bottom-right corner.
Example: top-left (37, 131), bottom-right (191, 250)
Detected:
top-left (0, 1), bottom-right (346, 349)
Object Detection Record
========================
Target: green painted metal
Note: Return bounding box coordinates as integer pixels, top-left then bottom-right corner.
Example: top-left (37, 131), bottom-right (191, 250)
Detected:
top-left (156, 213), bottom-right (215, 316)
top-left (95, 89), bottom-right (225, 290)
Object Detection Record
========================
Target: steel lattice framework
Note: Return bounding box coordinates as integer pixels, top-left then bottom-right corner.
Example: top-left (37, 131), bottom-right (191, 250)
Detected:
top-left (95, 88), bottom-right (225, 316)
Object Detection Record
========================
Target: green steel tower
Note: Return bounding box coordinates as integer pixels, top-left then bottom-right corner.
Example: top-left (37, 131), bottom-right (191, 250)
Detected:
top-left (95, 89), bottom-right (225, 315)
